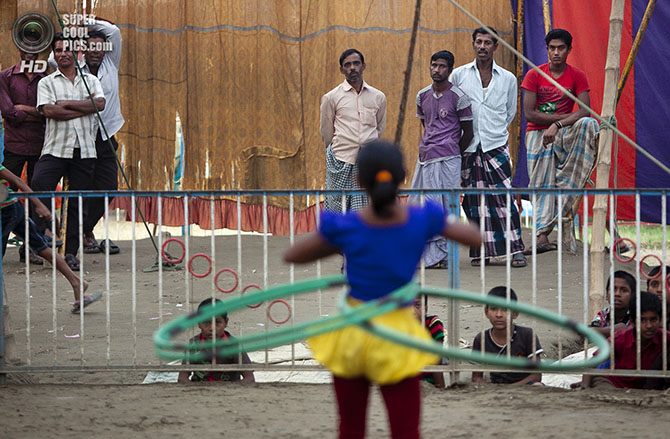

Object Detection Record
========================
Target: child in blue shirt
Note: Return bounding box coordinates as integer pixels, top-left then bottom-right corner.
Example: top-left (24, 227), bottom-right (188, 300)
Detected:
top-left (284, 140), bottom-right (481, 439)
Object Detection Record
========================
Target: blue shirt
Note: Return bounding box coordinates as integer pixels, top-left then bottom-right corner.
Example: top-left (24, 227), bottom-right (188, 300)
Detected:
top-left (319, 201), bottom-right (446, 301)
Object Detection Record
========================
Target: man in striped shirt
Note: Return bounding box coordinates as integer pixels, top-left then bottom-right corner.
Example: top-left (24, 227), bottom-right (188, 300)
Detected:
top-left (32, 33), bottom-right (106, 270)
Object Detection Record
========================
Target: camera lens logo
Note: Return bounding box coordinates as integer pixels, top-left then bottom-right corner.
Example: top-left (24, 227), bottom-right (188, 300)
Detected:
top-left (12, 11), bottom-right (55, 54)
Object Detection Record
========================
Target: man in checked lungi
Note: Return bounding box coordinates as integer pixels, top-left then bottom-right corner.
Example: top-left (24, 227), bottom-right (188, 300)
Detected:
top-left (521, 28), bottom-right (599, 254)
top-left (320, 49), bottom-right (387, 213)
top-left (452, 27), bottom-right (527, 268)
top-left (410, 50), bottom-right (473, 269)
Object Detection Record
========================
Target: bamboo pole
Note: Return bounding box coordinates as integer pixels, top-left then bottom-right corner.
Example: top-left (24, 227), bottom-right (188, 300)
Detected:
top-left (513, 0), bottom-right (524, 178)
top-left (616, 0), bottom-right (657, 104)
top-left (394, 0), bottom-right (422, 145)
top-left (589, 0), bottom-right (626, 324)
top-left (542, 0), bottom-right (552, 35)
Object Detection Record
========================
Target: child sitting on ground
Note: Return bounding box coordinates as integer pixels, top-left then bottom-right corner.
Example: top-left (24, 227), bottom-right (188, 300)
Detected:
top-left (471, 286), bottom-right (544, 386)
top-left (0, 165), bottom-right (95, 313)
top-left (178, 298), bottom-right (255, 383)
top-left (647, 265), bottom-right (669, 330)
top-left (413, 296), bottom-right (446, 388)
top-left (590, 270), bottom-right (635, 336)
top-left (580, 291), bottom-right (670, 390)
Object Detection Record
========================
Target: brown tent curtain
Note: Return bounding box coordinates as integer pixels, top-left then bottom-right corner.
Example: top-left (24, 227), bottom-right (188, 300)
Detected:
top-left (1, 0), bottom-right (517, 231)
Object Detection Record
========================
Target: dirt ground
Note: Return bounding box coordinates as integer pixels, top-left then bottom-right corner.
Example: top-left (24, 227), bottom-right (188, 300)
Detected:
top-left (2, 226), bottom-right (668, 437)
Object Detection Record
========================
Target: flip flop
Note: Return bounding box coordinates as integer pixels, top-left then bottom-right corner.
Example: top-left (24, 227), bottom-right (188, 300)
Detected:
top-left (426, 260), bottom-right (448, 269)
top-left (83, 238), bottom-right (101, 254)
top-left (523, 242), bottom-right (557, 255)
top-left (512, 253), bottom-right (528, 268)
top-left (99, 239), bottom-right (120, 255)
top-left (65, 254), bottom-right (80, 271)
top-left (71, 292), bottom-right (103, 314)
top-left (470, 258), bottom-right (490, 267)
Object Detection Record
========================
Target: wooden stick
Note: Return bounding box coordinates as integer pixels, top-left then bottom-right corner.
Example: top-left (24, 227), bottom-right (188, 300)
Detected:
top-left (394, 0), bottom-right (422, 145)
top-left (589, 0), bottom-right (626, 323)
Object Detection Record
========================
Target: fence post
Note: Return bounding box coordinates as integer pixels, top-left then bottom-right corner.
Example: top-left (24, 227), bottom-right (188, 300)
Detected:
top-left (447, 191), bottom-right (461, 385)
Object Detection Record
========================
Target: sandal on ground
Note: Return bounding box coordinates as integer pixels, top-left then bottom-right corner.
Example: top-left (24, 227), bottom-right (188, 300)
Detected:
top-left (19, 246), bottom-right (44, 265)
top-left (512, 253), bottom-right (528, 268)
top-left (471, 258), bottom-right (490, 267)
top-left (83, 237), bottom-right (101, 254)
top-left (426, 260), bottom-right (448, 269)
top-left (523, 242), bottom-right (558, 255)
top-left (44, 234), bottom-right (64, 248)
top-left (99, 239), bottom-right (120, 255)
top-left (65, 254), bottom-right (80, 271)
top-left (71, 292), bottom-right (103, 314)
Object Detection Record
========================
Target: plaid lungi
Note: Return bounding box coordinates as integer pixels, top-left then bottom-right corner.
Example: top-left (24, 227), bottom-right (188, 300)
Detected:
top-left (409, 155), bottom-right (461, 266)
top-left (324, 144), bottom-right (368, 213)
top-left (526, 117), bottom-right (599, 236)
top-left (461, 145), bottom-right (525, 259)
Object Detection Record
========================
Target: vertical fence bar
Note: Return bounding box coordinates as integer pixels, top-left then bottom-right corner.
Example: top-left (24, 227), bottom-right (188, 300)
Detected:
top-left (289, 193), bottom-right (295, 366)
top-left (531, 191), bottom-right (538, 359)
top-left (479, 191), bottom-right (485, 294)
top-left (104, 194), bottom-right (111, 364)
top-left (51, 196), bottom-right (57, 364)
top-left (236, 195), bottom-right (242, 297)
top-left (420, 192), bottom-right (426, 287)
top-left (582, 193), bottom-right (589, 357)
top-left (24, 196), bottom-right (31, 366)
top-left (635, 192), bottom-right (641, 371)
top-left (315, 191), bottom-right (322, 316)
top-left (447, 191), bottom-right (460, 382)
top-left (184, 194), bottom-right (190, 313)
top-left (131, 194), bottom-right (137, 366)
top-left (609, 193), bottom-right (615, 369)
top-left (505, 191), bottom-right (511, 359)
top-left (210, 197), bottom-right (216, 345)
top-left (662, 193), bottom-right (667, 372)
top-left (158, 195), bottom-right (164, 333)
top-left (263, 193), bottom-right (269, 366)
top-left (78, 195), bottom-right (84, 364)
top-left (557, 193), bottom-right (563, 361)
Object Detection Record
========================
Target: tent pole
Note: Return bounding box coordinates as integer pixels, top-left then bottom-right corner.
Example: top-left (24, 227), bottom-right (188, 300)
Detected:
top-left (616, 0), bottom-right (657, 104)
top-left (513, 0), bottom-right (524, 179)
top-left (589, 0), bottom-right (626, 324)
top-left (394, 0), bottom-right (422, 145)
top-left (542, 0), bottom-right (552, 35)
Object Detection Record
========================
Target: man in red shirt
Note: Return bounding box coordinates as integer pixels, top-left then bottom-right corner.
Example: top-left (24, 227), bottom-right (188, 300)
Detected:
top-left (581, 291), bottom-right (670, 390)
top-left (521, 29), bottom-right (599, 253)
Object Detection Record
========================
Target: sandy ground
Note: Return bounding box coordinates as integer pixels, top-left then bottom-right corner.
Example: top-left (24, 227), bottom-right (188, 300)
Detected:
top-left (2, 225), bottom-right (669, 437)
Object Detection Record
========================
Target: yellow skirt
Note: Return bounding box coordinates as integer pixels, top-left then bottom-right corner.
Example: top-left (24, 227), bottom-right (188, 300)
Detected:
top-left (308, 300), bottom-right (439, 385)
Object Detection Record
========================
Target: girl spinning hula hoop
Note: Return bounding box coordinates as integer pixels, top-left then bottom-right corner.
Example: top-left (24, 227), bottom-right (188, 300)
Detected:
top-left (284, 140), bottom-right (482, 439)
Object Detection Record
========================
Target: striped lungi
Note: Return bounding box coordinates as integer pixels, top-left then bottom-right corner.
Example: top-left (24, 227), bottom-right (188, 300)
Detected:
top-left (324, 144), bottom-right (368, 213)
top-left (526, 117), bottom-right (599, 236)
top-left (409, 155), bottom-right (461, 267)
top-left (461, 145), bottom-right (525, 259)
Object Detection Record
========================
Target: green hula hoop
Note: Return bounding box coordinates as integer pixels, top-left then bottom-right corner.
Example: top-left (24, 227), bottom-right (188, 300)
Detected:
top-left (154, 276), bottom-right (610, 371)
top-left (339, 286), bottom-right (610, 371)
top-left (154, 275), bottom-right (419, 362)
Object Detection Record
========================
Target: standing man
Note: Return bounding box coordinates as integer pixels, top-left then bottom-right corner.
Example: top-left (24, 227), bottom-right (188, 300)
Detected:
top-left (32, 33), bottom-right (106, 270)
top-left (81, 18), bottom-right (124, 255)
top-left (0, 50), bottom-right (48, 264)
top-left (521, 28), bottom-right (598, 253)
top-left (320, 49), bottom-right (386, 212)
top-left (411, 50), bottom-right (473, 269)
top-left (451, 27), bottom-right (527, 268)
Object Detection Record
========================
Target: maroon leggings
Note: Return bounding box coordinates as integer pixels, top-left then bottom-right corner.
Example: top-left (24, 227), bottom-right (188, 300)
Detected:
top-left (332, 375), bottom-right (421, 439)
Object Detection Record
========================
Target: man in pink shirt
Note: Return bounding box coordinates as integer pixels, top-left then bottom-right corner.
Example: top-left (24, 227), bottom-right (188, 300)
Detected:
top-left (320, 49), bottom-right (386, 213)
top-left (521, 29), bottom-right (598, 253)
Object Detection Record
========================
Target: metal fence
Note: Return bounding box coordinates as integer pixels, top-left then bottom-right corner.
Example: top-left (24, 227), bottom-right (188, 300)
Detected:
top-left (1, 188), bottom-right (668, 386)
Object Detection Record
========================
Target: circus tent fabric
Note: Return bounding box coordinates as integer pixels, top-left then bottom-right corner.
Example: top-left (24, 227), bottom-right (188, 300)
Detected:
top-left (512, 0), bottom-right (670, 224)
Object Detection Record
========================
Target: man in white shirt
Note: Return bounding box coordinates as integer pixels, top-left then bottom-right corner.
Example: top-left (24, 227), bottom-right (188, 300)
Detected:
top-left (451, 27), bottom-right (527, 268)
top-left (80, 18), bottom-right (124, 255)
top-left (320, 49), bottom-right (386, 212)
top-left (32, 33), bottom-right (106, 270)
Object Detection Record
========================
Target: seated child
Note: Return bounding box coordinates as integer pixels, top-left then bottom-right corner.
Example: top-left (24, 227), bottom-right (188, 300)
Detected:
top-left (580, 291), bottom-right (670, 390)
top-left (0, 165), bottom-right (94, 313)
top-left (647, 265), bottom-right (670, 330)
top-left (471, 286), bottom-right (544, 386)
top-left (413, 296), bottom-right (446, 388)
top-left (178, 298), bottom-right (255, 383)
top-left (590, 270), bottom-right (634, 336)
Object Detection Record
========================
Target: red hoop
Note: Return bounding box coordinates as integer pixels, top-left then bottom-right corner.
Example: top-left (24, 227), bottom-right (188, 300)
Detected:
top-left (161, 238), bottom-right (185, 264)
top-left (639, 254), bottom-right (663, 280)
top-left (613, 238), bottom-right (636, 263)
top-left (241, 284), bottom-right (263, 308)
top-left (188, 253), bottom-right (212, 278)
top-left (267, 299), bottom-right (291, 325)
top-left (214, 268), bottom-right (239, 293)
